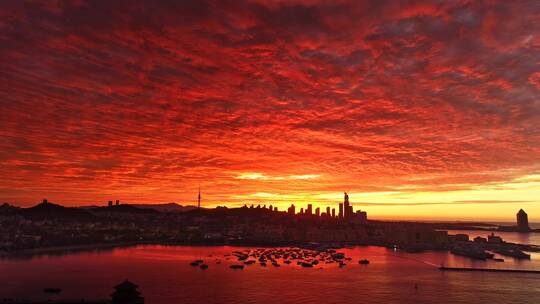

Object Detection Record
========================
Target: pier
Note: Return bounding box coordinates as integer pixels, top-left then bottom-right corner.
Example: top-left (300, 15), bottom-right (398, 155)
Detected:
top-left (439, 266), bottom-right (540, 274)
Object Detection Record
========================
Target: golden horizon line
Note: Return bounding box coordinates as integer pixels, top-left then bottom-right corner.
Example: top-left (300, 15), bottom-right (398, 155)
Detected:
top-left (4, 198), bottom-right (537, 207)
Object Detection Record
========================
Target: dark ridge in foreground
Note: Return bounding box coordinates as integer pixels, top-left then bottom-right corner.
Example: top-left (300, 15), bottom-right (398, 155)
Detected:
top-left (21, 202), bottom-right (93, 220)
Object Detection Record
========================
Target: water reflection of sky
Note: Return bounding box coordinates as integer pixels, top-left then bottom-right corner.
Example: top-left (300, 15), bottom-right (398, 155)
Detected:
top-left (1, 245), bottom-right (539, 304)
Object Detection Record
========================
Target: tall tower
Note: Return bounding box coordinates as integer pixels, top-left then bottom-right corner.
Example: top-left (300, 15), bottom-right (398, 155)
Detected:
top-left (198, 186), bottom-right (201, 209)
top-left (516, 209), bottom-right (530, 232)
top-left (307, 204), bottom-right (313, 215)
top-left (344, 192), bottom-right (350, 218)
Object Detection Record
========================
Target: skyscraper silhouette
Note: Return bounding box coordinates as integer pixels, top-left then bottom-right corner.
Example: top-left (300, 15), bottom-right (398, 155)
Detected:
top-left (306, 204), bottom-right (313, 215)
top-left (517, 209), bottom-right (530, 232)
top-left (344, 192), bottom-right (350, 218)
top-left (288, 204), bottom-right (295, 215)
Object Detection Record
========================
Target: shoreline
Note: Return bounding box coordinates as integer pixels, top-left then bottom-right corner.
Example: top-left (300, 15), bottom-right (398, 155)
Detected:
top-left (0, 241), bottom-right (151, 257)
top-left (0, 241), bottom-right (375, 258)
top-left (2, 236), bottom-right (539, 259)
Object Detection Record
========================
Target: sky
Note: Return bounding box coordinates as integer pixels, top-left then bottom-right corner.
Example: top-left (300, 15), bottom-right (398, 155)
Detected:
top-left (0, 0), bottom-right (539, 221)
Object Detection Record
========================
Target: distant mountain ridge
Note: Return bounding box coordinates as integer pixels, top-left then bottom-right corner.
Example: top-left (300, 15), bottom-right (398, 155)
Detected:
top-left (89, 204), bottom-right (159, 214)
top-left (1, 201), bottom-right (198, 216)
top-left (78, 203), bottom-right (198, 213)
top-left (131, 203), bottom-right (198, 213)
top-left (0, 203), bottom-right (20, 215)
top-left (19, 202), bottom-right (93, 219)
top-left (0, 201), bottom-right (196, 218)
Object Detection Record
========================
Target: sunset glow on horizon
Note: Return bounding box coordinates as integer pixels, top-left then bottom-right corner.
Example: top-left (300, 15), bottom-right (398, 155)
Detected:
top-left (1, 0), bottom-right (539, 221)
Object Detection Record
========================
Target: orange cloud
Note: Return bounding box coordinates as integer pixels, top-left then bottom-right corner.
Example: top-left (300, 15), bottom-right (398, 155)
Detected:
top-left (0, 0), bottom-right (539, 220)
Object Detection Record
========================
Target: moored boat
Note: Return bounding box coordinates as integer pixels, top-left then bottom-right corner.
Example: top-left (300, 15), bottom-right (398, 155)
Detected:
top-left (359, 259), bottom-right (370, 265)
top-left (494, 249), bottom-right (531, 260)
top-left (230, 264), bottom-right (244, 269)
top-left (451, 246), bottom-right (494, 260)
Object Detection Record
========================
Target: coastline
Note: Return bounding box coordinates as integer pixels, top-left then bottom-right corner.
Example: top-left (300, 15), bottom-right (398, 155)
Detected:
top-left (0, 240), bottom-right (360, 258)
top-left (2, 239), bottom-right (537, 260)
top-left (2, 229), bottom-right (539, 260)
top-left (0, 241), bottom-right (151, 258)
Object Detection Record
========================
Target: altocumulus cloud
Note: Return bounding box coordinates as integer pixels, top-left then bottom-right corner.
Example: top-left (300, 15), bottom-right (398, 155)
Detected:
top-left (0, 0), bottom-right (538, 209)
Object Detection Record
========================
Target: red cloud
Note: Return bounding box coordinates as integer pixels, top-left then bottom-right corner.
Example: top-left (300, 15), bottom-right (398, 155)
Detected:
top-left (0, 0), bottom-right (539, 208)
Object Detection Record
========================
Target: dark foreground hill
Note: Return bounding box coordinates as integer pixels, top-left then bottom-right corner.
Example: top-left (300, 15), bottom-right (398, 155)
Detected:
top-left (20, 202), bottom-right (93, 220)
top-left (0, 201), bottom-right (165, 220)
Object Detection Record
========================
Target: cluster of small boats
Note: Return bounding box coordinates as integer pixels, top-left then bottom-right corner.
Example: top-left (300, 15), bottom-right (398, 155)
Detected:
top-left (359, 259), bottom-right (370, 265)
top-left (227, 248), bottom-right (370, 269)
top-left (189, 248), bottom-right (371, 270)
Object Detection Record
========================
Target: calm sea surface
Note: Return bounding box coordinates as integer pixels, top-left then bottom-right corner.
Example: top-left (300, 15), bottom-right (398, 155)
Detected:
top-left (1, 244), bottom-right (540, 304)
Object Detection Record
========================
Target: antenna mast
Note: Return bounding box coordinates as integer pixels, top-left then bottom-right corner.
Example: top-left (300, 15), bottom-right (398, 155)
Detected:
top-left (198, 185), bottom-right (201, 209)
